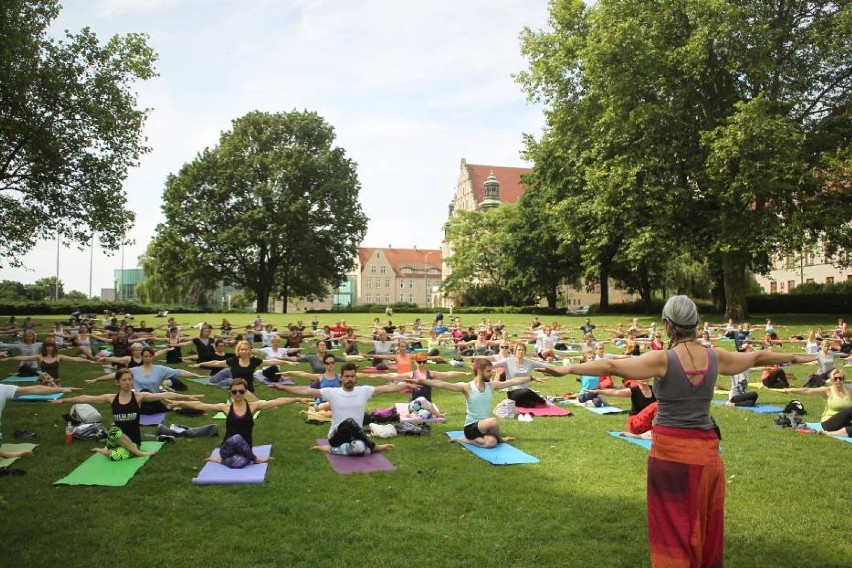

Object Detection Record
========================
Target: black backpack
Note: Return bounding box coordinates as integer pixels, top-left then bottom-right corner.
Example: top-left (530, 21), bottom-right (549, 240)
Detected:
top-left (782, 400), bottom-right (807, 416)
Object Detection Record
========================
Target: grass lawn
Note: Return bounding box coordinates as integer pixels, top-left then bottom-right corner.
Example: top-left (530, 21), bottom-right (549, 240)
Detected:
top-left (0, 311), bottom-right (849, 568)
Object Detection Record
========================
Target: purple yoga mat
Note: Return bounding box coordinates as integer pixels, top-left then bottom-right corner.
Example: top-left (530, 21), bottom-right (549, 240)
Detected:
top-left (139, 413), bottom-right (166, 426)
top-left (192, 444), bottom-right (272, 485)
top-left (255, 376), bottom-right (295, 387)
top-left (316, 439), bottom-right (396, 474)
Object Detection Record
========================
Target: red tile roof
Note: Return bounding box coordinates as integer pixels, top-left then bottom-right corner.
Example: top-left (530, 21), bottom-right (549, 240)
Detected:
top-left (359, 247), bottom-right (442, 277)
top-left (466, 163), bottom-right (531, 205)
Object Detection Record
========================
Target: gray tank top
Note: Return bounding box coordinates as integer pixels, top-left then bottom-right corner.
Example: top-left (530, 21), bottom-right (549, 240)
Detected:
top-left (653, 347), bottom-right (717, 429)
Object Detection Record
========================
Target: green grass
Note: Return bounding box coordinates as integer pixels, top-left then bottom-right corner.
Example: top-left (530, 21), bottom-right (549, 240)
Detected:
top-left (1, 312), bottom-right (849, 568)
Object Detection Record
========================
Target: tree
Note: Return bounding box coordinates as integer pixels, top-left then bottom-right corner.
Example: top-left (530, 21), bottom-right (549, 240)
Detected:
top-left (0, 0), bottom-right (157, 266)
top-left (24, 277), bottom-right (63, 300)
top-left (155, 110), bottom-right (368, 312)
top-left (519, 0), bottom-right (851, 318)
top-left (0, 280), bottom-right (27, 300)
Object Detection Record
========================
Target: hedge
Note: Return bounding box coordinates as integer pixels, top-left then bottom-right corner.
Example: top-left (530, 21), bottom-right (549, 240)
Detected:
top-left (0, 300), bottom-right (205, 316)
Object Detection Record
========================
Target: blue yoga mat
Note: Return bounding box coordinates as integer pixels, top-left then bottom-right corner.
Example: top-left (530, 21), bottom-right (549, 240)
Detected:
top-left (586, 405), bottom-right (625, 415)
top-left (14, 392), bottom-right (63, 401)
top-left (806, 423), bottom-right (852, 444)
top-left (607, 431), bottom-right (651, 450)
top-left (711, 401), bottom-right (783, 414)
top-left (445, 431), bottom-right (538, 465)
top-left (2, 375), bottom-right (39, 383)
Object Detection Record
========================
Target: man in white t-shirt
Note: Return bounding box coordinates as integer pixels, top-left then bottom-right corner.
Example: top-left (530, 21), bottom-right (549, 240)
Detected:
top-left (274, 362), bottom-right (408, 455)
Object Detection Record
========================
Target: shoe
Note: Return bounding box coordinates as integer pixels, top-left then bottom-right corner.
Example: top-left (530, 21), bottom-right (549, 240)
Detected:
top-left (157, 434), bottom-right (176, 443)
top-left (13, 430), bottom-right (36, 441)
top-left (0, 466), bottom-right (26, 476)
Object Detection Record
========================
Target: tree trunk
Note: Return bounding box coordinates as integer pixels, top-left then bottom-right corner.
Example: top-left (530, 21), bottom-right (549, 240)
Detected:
top-left (280, 280), bottom-right (289, 314)
top-left (545, 288), bottom-right (557, 308)
top-left (640, 272), bottom-right (653, 314)
top-left (722, 252), bottom-right (748, 320)
top-left (599, 269), bottom-right (610, 312)
top-left (255, 286), bottom-right (271, 313)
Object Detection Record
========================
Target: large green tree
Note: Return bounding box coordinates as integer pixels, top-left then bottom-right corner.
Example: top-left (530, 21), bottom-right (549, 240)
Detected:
top-left (519, 0), bottom-right (851, 318)
top-left (155, 110), bottom-right (368, 312)
top-left (0, 0), bottom-right (157, 266)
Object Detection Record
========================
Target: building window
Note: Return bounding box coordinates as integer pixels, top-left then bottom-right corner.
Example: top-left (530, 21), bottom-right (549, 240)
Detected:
top-left (385, 279), bottom-right (390, 288)
top-left (384, 294), bottom-right (390, 303)
top-left (380, 266), bottom-right (386, 274)
top-left (805, 252), bottom-right (814, 266)
top-left (826, 277), bottom-right (834, 285)
top-left (399, 280), bottom-right (404, 289)
top-left (806, 278), bottom-right (814, 284)
top-left (770, 281), bottom-right (777, 294)
top-left (787, 280), bottom-right (795, 293)
top-left (409, 280), bottom-right (414, 288)
top-left (401, 267), bottom-right (412, 275)
top-left (370, 266), bottom-right (376, 274)
top-left (366, 294), bottom-right (372, 303)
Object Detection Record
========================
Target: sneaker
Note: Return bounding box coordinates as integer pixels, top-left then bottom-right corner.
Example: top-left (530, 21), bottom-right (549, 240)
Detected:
top-left (157, 434), bottom-right (176, 443)
top-left (13, 430), bottom-right (36, 441)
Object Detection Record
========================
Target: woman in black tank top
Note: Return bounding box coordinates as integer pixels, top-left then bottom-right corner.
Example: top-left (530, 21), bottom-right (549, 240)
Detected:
top-left (54, 369), bottom-right (204, 461)
top-left (169, 378), bottom-right (311, 468)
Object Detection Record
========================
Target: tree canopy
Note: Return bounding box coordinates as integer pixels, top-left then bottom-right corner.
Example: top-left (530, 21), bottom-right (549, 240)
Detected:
top-left (151, 110), bottom-right (368, 312)
top-left (0, 0), bottom-right (157, 266)
top-left (518, 0), bottom-right (851, 318)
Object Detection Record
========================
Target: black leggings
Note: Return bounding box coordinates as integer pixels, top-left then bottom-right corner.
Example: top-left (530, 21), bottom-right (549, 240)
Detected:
top-left (328, 418), bottom-right (376, 451)
top-left (729, 392), bottom-right (758, 407)
top-left (821, 407), bottom-right (852, 437)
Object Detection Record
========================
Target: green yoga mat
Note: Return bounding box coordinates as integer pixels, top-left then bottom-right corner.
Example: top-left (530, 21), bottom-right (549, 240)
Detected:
top-left (213, 411), bottom-right (260, 420)
top-left (0, 443), bottom-right (38, 467)
top-left (54, 441), bottom-right (164, 486)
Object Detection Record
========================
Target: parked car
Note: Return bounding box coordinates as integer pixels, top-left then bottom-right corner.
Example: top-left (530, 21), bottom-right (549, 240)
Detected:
top-left (567, 305), bottom-right (590, 315)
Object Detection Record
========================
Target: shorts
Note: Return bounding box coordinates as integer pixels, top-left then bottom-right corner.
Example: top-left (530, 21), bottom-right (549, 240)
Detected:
top-left (463, 421), bottom-right (485, 441)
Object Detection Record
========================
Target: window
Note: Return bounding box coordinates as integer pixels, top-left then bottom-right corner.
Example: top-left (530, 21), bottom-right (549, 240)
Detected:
top-left (385, 279), bottom-right (390, 288)
top-left (380, 266), bottom-right (386, 274)
top-left (384, 294), bottom-right (390, 303)
top-left (409, 280), bottom-right (414, 288)
top-left (366, 294), bottom-right (372, 303)
top-left (806, 278), bottom-right (814, 284)
top-left (787, 280), bottom-right (795, 293)
top-left (401, 267), bottom-right (412, 275)
top-left (399, 280), bottom-right (404, 289)
top-left (805, 252), bottom-right (814, 266)
top-left (370, 266), bottom-right (376, 274)
top-left (848, 274), bottom-right (852, 281)
top-left (826, 277), bottom-right (834, 285)
top-left (770, 281), bottom-right (777, 294)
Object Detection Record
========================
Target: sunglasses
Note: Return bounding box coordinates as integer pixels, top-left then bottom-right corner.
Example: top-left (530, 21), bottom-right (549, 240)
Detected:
top-left (324, 361), bottom-right (335, 365)
top-left (416, 360), bottom-right (427, 364)
top-left (231, 389), bottom-right (246, 395)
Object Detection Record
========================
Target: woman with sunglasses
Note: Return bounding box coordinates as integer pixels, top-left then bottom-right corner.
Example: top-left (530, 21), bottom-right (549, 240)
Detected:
top-left (171, 378), bottom-right (310, 468)
top-left (783, 368), bottom-right (852, 437)
top-left (361, 352), bottom-right (467, 404)
top-left (194, 340), bottom-right (290, 400)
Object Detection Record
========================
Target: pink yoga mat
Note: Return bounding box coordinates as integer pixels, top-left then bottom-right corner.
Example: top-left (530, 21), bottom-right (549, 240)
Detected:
top-left (361, 364), bottom-right (398, 372)
top-left (316, 438), bottom-right (396, 474)
top-left (515, 404), bottom-right (573, 417)
top-left (256, 376), bottom-right (295, 387)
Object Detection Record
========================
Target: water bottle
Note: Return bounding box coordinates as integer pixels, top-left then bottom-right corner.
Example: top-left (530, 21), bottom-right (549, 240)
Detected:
top-left (65, 421), bottom-right (74, 444)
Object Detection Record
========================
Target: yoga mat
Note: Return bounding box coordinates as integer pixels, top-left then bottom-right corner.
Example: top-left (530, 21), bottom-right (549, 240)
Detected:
top-left (14, 392), bottom-right (63, 401)
top-left (192, 444), bottom-right (272, 485)
top-left (256, 376), bottom-right (295, 387)
top-left (515, 404), bottom-right (572, 417)
top-left (444, 431), bottom-right (539, 465)
top-left (0, 443), bottom-right (38, 467)
top-left (394, 402), bottom-right (447, 423)
top-left (711, 401), bottom-right (784, 414)
top-left (806, 423), bottom-right (852, 444)
top-left (2, 375), bottom-right (39, 383)
top-left (607, 431), bottom-right (651, 450)
top-left (316, 438), bottom-right (397, 474)
top-left (213, 411), bottom-right (260, 420)
top-left (187, 377), bottom-right (227, 388)
top-left (139, 412), bottom-right (166, 426)
top-left (362, 365), bottom-right (398, 372)
top-left (584, 405), bottom-right (625, 415)
top-left (54, 441), bottom-right (164, 486)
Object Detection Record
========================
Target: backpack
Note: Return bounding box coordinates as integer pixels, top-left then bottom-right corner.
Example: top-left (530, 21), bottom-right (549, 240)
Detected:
top-left (493, 399), bottom-right (516, 419)
top-left (397, 422), bottom-right (430, 436)
top-left (70, 404), bottom-right (102, 425)
top-left (368, 423), bottom-right (397, 438)
top-left (368, 407), bottom-right (399, 423)
top-left (774, 412), bottom-right (805, 430)
top-left (782, 400), bottom-right (807, 416)
top-left (72, 423), bottom-right (107, 441)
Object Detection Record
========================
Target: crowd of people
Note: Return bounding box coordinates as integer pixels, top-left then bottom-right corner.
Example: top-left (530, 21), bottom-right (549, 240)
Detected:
top-left (0, 301), bottom-right (849, 566)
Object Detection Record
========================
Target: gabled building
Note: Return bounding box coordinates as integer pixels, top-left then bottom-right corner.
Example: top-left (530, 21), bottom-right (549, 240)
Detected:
top-left (356, 247), bottom-right (442, 307)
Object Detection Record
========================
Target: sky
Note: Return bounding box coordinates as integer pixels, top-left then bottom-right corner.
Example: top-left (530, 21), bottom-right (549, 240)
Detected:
top-left (1, 0), bottom-right (551, 296)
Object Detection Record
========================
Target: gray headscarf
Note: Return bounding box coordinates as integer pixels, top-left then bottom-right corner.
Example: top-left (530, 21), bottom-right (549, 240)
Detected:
top-left (662, 295), bottom-right (699, 334)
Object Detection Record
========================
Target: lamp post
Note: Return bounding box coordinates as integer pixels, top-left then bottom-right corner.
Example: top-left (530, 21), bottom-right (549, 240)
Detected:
top-left (423, 251), bottom-right (433, 308)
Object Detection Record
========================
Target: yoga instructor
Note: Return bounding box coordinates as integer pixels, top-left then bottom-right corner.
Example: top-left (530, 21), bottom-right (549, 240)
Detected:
top-left (539, 295), bottom-right (815, 567)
